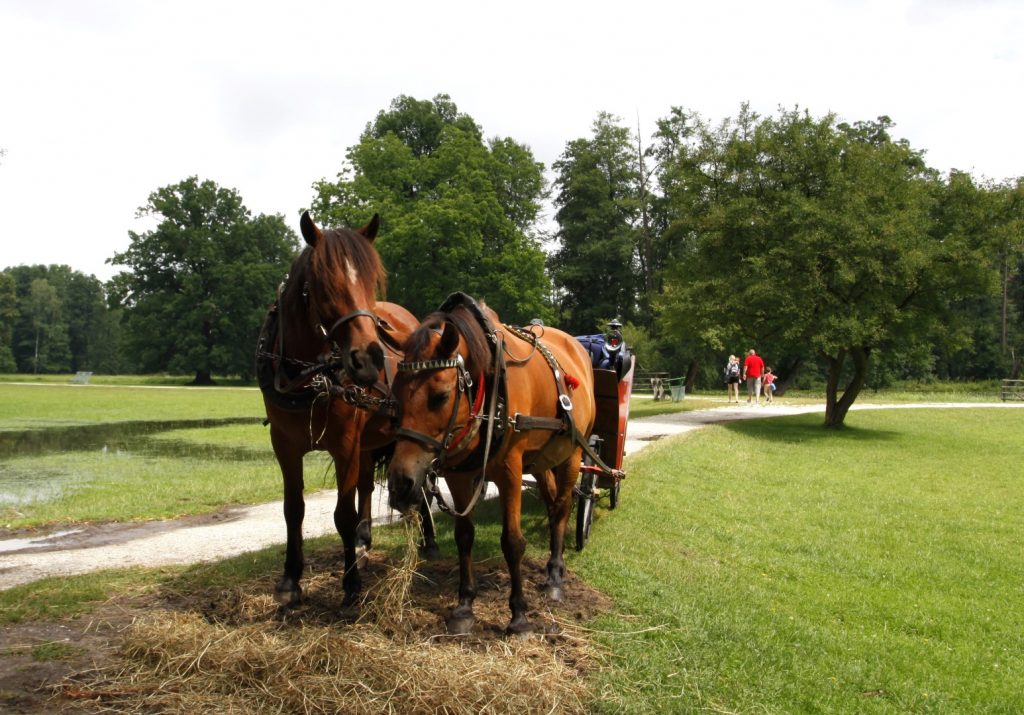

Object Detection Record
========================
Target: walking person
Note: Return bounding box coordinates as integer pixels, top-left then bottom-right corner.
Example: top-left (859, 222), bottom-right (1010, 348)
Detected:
top-left (762, 367), bottom-right (777, 404)
top-left (742, 349), bottom-right (766, 405)
top-left (723, 354), bottom-right (741, 402)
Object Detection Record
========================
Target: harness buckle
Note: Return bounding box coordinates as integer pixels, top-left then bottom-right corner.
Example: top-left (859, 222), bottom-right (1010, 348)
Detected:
top-left (559, 394), bottom-right (574, 412)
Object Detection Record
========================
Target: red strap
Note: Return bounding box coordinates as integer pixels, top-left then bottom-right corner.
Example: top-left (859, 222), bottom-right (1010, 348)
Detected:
top-left (447, 372), bottom-right (486, 453)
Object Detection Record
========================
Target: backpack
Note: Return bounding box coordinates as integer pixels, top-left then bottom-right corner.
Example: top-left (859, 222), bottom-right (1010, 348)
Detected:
top-left (723, 362), bottom-right (739, 382)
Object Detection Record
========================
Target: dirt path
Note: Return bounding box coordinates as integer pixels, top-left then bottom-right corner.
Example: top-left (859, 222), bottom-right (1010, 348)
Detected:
top-left (2, 401), bottom-right (1019, 590)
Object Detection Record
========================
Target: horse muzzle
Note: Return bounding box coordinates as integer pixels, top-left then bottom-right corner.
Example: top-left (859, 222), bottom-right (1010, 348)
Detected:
top-left (387, 462), bottom-right (429, 515)
top-left (345, 342), bottom-right (385, 387)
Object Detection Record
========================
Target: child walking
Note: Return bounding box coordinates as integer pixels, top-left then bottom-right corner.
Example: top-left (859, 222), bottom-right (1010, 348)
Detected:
top-left (762, 367), bottom-right (777, 404)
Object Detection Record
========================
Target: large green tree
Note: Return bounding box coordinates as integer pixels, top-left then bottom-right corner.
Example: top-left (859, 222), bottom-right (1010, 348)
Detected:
top-left (310, 94), bottom-right (550, 323)
top-left (108, 177), bottom-right (297, 383)
top-left (549, 112), bottom-right (650, 335)
top-left (656, 108), bottom-right (982, 426)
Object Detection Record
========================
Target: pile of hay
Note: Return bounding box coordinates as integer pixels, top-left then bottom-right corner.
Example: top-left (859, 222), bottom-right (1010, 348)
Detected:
top-left (63, 518), bottom-right (601, 714)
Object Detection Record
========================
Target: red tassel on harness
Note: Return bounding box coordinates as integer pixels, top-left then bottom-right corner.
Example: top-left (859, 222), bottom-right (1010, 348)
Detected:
top-left (564, 374), bottom-right (580, 390)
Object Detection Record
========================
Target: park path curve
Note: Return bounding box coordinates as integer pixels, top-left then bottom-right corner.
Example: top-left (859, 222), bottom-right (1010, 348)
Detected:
top-left (2, 401), bottom-right (1020, 590)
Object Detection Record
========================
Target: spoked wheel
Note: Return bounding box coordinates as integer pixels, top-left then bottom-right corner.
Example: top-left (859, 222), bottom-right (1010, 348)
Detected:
top-left (575, 435), bottom-right (603, 551)
top-left (575, 470), bottom-right (595, 551)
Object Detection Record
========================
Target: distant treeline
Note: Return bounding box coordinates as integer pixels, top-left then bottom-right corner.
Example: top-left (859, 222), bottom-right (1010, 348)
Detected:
top-left (1, 96), bottom-right (1021, 413)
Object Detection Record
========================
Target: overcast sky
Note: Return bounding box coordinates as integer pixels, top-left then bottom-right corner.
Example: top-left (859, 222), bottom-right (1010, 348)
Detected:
top-left (2, 0), bottom-right (1022, 282)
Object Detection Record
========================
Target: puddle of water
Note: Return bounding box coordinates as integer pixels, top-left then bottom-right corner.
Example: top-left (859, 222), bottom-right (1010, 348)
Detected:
top-left (0, 417), bottom-right (261, 459)
top-left (0, 417), bottom-right (266, 507)
top-left (0, 528), bottom-right (83, 553)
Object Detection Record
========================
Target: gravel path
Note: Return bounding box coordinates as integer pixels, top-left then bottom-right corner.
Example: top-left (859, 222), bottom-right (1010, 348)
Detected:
top-left (2, 401), bottom-right (1018, 590)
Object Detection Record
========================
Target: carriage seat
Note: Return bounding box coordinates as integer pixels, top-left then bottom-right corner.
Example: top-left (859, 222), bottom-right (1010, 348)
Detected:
top-left (575, 334), bottom-right (631, 380)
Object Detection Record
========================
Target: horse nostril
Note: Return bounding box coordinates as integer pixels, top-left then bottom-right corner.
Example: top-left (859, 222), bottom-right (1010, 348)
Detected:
top-left (368, 343), bottom-right (385, 371)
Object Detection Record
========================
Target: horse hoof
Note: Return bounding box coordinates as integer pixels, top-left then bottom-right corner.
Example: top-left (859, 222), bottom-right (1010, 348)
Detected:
top-left (545, 585), bottom-right (564, 602)
top-left (446, 614), bottom-right (474, 635)
top-left (274, 584), bottom-right (302, 608)
top-left (342, 591), bottom-right (360, 608)
top-left (418, 544), bottom-right (442, 561)
top-left (505, 618), bottom-right (532, 638)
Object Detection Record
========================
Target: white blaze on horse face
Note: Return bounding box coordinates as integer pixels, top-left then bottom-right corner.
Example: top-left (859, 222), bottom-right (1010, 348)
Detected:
top-left (345, 258), bottom-right (359, 288)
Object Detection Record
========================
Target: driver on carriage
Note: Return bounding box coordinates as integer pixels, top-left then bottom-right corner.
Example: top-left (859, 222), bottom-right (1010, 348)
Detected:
top-left (575, 319), bottom-right (628, 375)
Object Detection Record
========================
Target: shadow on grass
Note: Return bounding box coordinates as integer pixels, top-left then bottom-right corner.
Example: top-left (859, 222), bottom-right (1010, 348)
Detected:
top-left (718, 413), bottom-right (902, 445)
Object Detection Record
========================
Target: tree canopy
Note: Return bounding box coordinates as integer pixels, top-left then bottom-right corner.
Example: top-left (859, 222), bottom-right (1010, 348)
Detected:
top-left (310, 94), bottom-right (551, 323)
top-left (651, 108), bottom-right (985, 425)
top-left (108, 177), bottom-right (297, 383)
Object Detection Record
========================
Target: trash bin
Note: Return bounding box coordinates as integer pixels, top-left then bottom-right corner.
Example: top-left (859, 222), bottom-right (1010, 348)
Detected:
top-left (671, 384), bottom-right (685, 402)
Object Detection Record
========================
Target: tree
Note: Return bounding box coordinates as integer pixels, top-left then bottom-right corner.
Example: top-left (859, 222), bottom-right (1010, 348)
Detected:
top-left (549, 112), bottom-right (643, 335)
top-left (0, 272), bottom-right (18, 372)
top-left (26, 278), bottom-right (69, 373)
top-left (310, 94), bottom-right (550, 323)
top-left (108, 177), bottom-right (298, 383)
top-left (657, 108), bottom-right (981, 426)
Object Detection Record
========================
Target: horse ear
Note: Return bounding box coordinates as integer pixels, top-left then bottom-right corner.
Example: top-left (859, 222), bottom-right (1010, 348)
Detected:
top-left (358, 213), bottom-right (380, 242)
top-left (300, 211), bottom-right (322, 247)
top-left (438, 322), bottom-right (460, 358)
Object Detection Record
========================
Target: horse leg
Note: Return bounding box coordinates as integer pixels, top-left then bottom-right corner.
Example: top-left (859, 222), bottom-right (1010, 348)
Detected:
top-left (497, 464), bottom-right (531, 636)
top-left (543, 452), bottom-right (582, 603)
top-left (272, 437), bottom-right (305, 608)
top-left (334, 443), bottom-right (365, 607)
top-left (446, 511), bottom-right (477, 634)
top-left (355, 451), bottom-right (377, 566)
top-left (444, 478), bottom-right (478, 634)
top-left (418, 490), bottom-right (441, 560)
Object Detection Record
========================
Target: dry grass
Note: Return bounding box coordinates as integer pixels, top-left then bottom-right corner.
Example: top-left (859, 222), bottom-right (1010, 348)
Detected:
top-left (59, 517), bottom-right (605, 714)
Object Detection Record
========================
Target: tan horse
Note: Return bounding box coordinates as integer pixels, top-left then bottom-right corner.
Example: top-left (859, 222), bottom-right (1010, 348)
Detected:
top-left (257, 212), bottom-right (432, 608)
top-left (387, 293), bottom-right (596, 635)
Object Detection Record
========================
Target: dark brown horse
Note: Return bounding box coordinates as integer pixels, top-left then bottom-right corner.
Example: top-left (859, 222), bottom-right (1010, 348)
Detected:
top-left (387, 294), bottom-right (596, 635)
top-left (257, 211), bottom-right (432, 608)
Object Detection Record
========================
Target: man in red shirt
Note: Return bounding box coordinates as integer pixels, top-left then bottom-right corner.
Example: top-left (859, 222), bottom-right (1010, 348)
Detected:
top-left (742, 349), bottom-right (766, 405)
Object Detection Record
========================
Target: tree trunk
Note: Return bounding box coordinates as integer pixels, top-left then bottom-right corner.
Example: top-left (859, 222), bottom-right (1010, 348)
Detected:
top-left (684, 359), bottom-right (700, 393)
top-left (190, 369), bottom-right (215, 386)
top-left (823, 347), bottom-right (870, 428)
top-left (773, 356), bottom-right (803, 396)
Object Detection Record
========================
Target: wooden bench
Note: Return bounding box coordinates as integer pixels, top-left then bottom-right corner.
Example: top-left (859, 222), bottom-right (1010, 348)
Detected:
top-left (70, 371), bottom-right (93, 385)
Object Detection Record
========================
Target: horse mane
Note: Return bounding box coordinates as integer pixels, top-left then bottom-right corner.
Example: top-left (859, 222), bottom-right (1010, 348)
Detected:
top-left (288, 227), bottom-right (386, 311)
top-left (404, 304), bottom-right (496, 378)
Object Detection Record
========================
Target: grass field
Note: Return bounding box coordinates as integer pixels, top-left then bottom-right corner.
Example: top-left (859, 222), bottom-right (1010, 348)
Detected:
top-left (0, 383), bottom-right (325, 526)
top-left (572, 407), bottom-right (1024, 713)
top-left (2, 382), bottom-right (1022, 712)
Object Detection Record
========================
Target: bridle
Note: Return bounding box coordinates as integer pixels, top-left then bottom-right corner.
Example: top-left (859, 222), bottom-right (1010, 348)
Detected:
top-left (394, 353), bottom-right (486, 462)
top-left (394, 330), bottom-right (504, 517)
top-left (267, 275), bottom-right (383, 400)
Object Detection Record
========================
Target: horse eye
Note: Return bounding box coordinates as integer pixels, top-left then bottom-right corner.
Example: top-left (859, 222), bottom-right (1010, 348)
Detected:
top-left (427, 390), bottom-right (450, 412)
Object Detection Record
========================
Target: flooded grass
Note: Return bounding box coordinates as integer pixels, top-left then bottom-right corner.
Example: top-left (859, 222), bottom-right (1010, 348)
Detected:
top-left (0, 383), bottom-right (333, 529)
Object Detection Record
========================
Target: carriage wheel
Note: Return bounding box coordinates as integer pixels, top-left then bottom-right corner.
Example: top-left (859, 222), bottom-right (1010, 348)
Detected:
top-left (575, 470), bottom-right (595, 551)
top-left (609, 474), bottom-right (621, 510)
top-left (575, 435), bottom-right (602, 551)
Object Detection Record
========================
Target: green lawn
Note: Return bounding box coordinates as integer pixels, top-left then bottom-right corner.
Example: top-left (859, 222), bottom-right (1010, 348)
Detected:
top-left (0, 383), bottom-right (296, 526)
top-left (2, 381), bottom-right (1022, 712)
top-left (572, 407), bottom-right (1024, 713)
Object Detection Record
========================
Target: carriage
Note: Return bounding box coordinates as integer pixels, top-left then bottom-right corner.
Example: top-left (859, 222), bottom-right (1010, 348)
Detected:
top-left (572, 322), bottom-right (635, 550)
